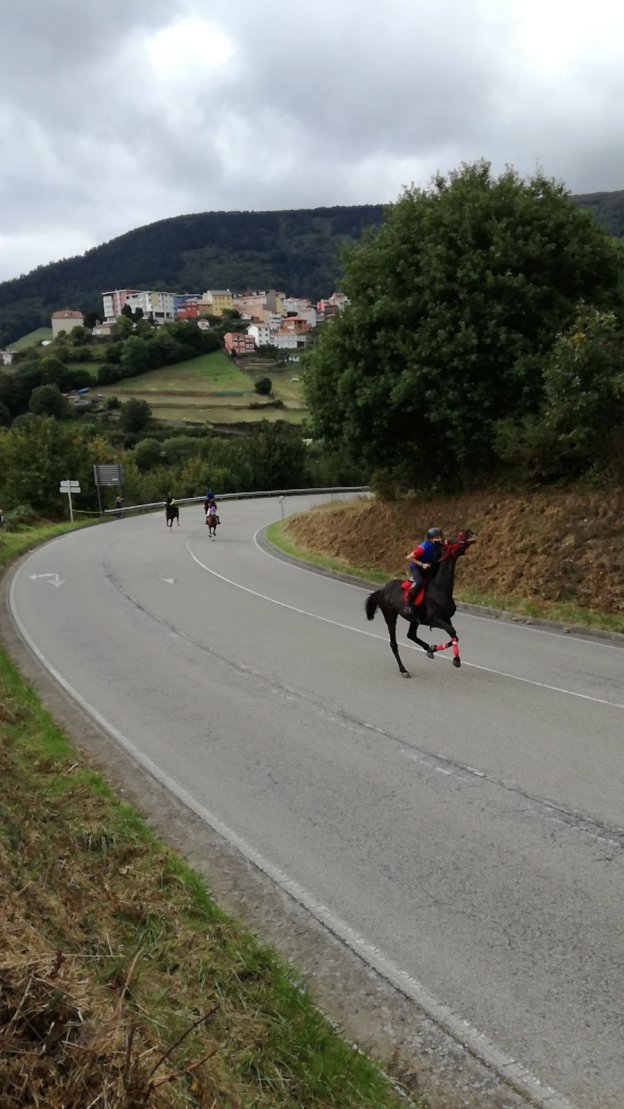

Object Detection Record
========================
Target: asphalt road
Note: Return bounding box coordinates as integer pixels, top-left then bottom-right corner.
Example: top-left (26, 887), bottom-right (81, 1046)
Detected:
top-left (8, 495), bottom-right (624, 1109)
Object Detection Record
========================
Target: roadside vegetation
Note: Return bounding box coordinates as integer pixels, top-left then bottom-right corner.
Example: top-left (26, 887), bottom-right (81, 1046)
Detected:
top-left (0, 522), bottom-right (411, 1109)
top-left (269, 490), bottom-right (624, 634)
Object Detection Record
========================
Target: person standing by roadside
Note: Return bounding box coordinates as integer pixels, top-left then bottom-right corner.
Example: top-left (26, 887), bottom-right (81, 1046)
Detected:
top-left (114, 495), bottom-right (123, 519)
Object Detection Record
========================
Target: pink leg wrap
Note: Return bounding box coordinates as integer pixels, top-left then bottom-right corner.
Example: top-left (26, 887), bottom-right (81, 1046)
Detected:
top-left (452, 637), bottom-right (460, 659)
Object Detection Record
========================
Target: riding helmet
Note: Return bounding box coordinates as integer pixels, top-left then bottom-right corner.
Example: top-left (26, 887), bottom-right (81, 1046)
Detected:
top-left (427, 527), bottom-right (443, 539)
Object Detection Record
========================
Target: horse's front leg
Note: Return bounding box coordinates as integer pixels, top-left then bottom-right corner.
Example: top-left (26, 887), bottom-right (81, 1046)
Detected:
top-left (431, 619), bottom-right (461, 667)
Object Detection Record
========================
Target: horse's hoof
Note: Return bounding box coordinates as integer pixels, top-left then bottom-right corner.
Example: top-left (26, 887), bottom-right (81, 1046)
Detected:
top-left (453, 658), bottom-right (461, 668)
top-left (401, 670), bottom-right (411, 678)
top-left (427, 650), bottom-right (435, 659)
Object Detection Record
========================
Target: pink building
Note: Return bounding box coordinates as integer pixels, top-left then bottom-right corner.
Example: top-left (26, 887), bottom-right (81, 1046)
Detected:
top-left (101, 290), bottom-right (142, 320)
top-left (224, 332), bottom-right (255, 355)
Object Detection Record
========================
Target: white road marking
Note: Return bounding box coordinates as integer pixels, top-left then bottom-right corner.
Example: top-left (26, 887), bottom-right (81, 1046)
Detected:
top-left (7, 557), bottom-right (574, 1109)
top-left (28, 572), bottom-right (65, 587)
top-left (188, 540), bottom-right (624, 711)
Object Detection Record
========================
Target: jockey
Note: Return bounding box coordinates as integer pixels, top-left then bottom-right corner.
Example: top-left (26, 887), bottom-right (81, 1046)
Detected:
top-left (206, 498), bottom-right (220, 524)
top-left (406, 527), bottom-right (444, 605)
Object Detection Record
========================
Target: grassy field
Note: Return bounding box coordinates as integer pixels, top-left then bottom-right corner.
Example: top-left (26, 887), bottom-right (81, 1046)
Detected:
top-left (151, 404), bottom-right (307, 424)
top-left (10, 327), bottom-right (53, 349)
top-left (97, 351), bottom-right (307, 426)
top-left (0, 521), bottom-right (411, 1108)
top-left (102, 351), bottom-right (251, 395)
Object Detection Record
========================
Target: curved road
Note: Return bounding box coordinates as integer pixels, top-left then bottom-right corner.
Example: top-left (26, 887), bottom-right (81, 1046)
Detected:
top-left (7, 496), bottom-right (624, 1108)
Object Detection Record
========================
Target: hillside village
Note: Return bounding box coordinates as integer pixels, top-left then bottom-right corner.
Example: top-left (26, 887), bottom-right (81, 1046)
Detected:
top-left (0, 286), bottom-right (348, 367)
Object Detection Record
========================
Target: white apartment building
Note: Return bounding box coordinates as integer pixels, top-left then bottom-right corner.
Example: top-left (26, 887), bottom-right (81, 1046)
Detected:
top-left (261, 311), bottom-right (284, 330)
top-left (102, 288), bottom-right (176, 322)
top-left (247, 322), bottom-right (271, 346)
top-left (271, 331), bottom-right (299, 350)
top-left (125, 290), bottom-right (176, 321)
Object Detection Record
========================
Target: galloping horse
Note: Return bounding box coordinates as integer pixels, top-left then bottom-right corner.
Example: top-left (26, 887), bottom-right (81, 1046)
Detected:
top-left (165, 495), bottom-right (179, 527)
top-left (206, 510), bottom-right (220, 539)
top-left (365, 530), bottom-right (476, 677)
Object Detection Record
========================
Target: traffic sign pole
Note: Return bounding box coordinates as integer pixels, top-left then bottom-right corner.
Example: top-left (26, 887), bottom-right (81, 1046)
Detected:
top-left (59, 479), bottom-right (80, 522)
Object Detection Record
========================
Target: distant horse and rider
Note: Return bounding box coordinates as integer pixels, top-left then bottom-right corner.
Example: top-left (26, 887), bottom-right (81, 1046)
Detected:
top-left (164, 493), bottom-right (179, 527)
top-left (365, 528), bottom-right (477, 676)
top-left (204, 495), bottom-right (220, 540)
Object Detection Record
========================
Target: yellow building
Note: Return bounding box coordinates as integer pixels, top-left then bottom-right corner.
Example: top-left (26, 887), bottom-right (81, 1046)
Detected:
top-left (201, 289), bottom-right (233, 316)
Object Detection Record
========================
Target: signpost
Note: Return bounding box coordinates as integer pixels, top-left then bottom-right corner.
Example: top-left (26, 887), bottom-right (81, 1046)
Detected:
top-left (59, 479), bottom-right (80, 522)
top-left (93, 464), bottom-right (124, 516)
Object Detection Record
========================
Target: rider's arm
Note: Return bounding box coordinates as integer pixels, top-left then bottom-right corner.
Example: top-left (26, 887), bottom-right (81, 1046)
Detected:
top-left (407, 544), bottom-right (429, 569)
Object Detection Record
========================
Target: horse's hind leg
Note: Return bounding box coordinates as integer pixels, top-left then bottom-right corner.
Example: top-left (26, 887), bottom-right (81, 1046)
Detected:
top-left (383, 608), bottom-right (410, 677)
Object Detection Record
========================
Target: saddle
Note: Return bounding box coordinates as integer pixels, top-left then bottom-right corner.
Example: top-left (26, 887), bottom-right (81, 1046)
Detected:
top-left (401, 579), bottom-right (426, 609)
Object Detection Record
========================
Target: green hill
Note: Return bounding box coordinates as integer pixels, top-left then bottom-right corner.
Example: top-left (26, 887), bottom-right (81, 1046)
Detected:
top-left (9, 327), bottom-right (53, 350)
top-left (2, 191), bottom-right (623, 348)
top-left (0, 206), bottom-right (386, 347)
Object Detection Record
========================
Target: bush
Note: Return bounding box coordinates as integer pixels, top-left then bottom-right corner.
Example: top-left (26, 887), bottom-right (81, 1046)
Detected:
top-left (98, 363), bottom-right (122, 385)
top-left (254, 376), bottom-right (273, 396)
top-left (5, 503), bottom-right (38, 528)
top-left (119, 398), bottom-right (151, 433)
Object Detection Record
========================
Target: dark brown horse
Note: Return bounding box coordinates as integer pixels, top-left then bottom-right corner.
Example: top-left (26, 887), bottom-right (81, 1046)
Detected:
top-left (365, 530), bottom-right (476, 676)
top-left (165, 495), bottom-right (179, 527)
top-left (206, 510), bottom-right (220, 539)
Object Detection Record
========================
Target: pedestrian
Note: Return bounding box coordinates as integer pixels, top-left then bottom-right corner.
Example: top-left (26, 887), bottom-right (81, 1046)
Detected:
top-left (114, 495), bottom-right (123, 519)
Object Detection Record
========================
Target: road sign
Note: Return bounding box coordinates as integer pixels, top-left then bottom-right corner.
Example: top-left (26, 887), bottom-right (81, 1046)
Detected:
top-left (93, 464), bottom-right (123, 487)
top-left (59, 478), bottom-right (80, 521)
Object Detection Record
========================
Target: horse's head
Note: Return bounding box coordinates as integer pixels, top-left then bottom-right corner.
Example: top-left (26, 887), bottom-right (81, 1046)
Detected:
top-left (442, 528), bottom-right (477, 560)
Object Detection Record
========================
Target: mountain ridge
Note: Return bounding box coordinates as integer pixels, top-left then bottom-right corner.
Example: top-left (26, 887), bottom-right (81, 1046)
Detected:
top-left (1, 190), bottom-right (623, 347)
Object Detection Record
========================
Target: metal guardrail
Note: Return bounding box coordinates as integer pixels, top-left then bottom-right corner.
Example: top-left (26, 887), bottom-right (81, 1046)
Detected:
top-left (103, 486), bottom-right (370, 516)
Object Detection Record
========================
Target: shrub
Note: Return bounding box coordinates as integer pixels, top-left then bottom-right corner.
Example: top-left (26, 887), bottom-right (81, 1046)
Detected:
top-left (254, 376), bottom-right (273, 396)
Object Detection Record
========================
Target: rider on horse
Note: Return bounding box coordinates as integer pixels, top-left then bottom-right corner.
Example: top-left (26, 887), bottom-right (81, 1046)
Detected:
top-left (206, 498), bottom-right (220, 525)
top-left (406, 527), bottom-right (444, 605)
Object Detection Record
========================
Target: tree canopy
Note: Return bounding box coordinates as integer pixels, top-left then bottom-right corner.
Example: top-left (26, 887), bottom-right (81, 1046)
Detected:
top-left (304, 162), bottom-right (623, 490)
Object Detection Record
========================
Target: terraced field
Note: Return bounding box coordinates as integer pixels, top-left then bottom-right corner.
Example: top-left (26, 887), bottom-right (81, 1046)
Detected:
top-left (98, 351), bottom-right (307, 425)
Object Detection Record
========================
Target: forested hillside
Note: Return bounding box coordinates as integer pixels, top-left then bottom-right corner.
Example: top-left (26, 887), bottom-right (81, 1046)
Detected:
top-left (2, 190), bottom-right (623, 348)
top-left (0, 206), bottom-right (385, 347)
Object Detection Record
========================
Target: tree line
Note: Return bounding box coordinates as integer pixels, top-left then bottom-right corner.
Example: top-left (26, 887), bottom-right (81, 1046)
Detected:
top-left (0, 416), bottom-right (358, 525)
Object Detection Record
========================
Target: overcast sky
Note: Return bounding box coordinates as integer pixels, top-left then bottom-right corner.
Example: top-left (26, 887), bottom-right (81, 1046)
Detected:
top-left (1, 0), bottom-right (623, 283)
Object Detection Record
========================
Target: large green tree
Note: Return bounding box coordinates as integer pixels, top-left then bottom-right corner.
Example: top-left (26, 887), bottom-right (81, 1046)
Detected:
top-left (304, 162), bottom-right (623, 489)
top-left (29, 384), bottom-right (71, 418)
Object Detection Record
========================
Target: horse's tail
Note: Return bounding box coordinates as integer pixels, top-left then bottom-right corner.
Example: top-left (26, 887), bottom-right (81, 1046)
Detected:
top-left (365, 590), bottom-right (381, 622)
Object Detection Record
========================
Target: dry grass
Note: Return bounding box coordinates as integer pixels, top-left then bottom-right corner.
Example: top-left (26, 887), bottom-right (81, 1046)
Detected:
top-left (280, 488), bottom-right (624, 629)
top-left (0, 521), bottom-right (408, 1109)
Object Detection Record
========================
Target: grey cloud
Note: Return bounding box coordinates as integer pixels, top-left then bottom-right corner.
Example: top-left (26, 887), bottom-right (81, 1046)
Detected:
top-left (0, 0), bottom-right (623, 282)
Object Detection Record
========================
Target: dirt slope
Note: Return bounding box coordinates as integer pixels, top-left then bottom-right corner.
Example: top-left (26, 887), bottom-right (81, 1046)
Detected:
top-left (285, 488), bottom-right (624, 618)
